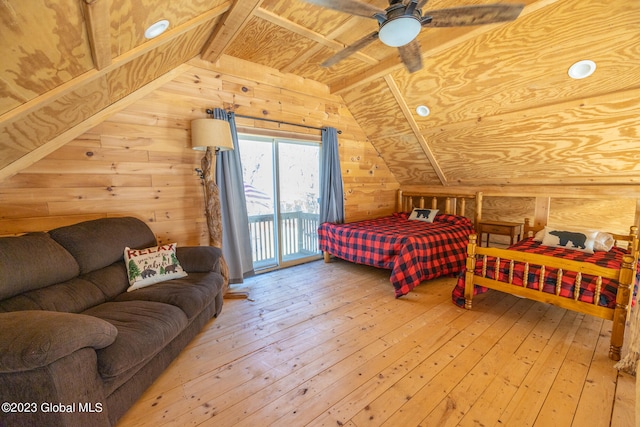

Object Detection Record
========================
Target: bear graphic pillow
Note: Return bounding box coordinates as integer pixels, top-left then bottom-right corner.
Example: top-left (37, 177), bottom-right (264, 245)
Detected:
top-left (540, 227), bottom-right (598, 253)
top-left (124, 243), bottom-right (187, 291)
top-left (408, 208), bottom-right (439, 223)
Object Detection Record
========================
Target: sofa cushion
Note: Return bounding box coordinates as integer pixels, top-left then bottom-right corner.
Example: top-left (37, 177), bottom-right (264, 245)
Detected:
top-left (0, 278), bottom-right (106, 313)
top-left (49, 217), bottom-right (157, 274)
top-left (0, 233), bottom-right (79, 300)
top-left (176, 246), bottom-right (222, 273)
top-left (82, 301), bottom-right (187, 379)
top-left (113, 272), bottom-right (223, 319)
top-left (82, 263), bottom-right (130, 300)
top-left (0, 311), bottom-right (117, 373)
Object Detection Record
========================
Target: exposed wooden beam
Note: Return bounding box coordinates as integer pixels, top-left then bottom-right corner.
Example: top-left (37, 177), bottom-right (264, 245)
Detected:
top-left (384, 75), bottom-right (447, 186)
top-left (0, 3), bottom-right (227, 139)
top-left (455, 176), bottom-right (640, 187)
top-left (0, 64), bottom-right (193, 182)
top-left (256, 7), bottom-right (377, 72)
top-left (0, 5), bottom-right (228, 181)
top-left (330, 0), bottom-right (563, 94)
top-left (200, 0), bottom-right (264, 63)
top-left (83, 0), bottom-right (112, 70)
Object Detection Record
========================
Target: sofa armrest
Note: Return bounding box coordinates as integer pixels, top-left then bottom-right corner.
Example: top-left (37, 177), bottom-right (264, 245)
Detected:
top-left (176, 246), bottom-right (222, 273)
top-left (0, 311), bottom-right (117, 373)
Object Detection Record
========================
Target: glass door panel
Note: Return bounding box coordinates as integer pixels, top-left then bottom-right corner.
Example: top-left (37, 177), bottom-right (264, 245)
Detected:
top-left (277, 141), bottom-right (320, 264)
top-left (239, 136), bottom-right (320, 271)
top-left (239, 138), bottom-right (277, 270)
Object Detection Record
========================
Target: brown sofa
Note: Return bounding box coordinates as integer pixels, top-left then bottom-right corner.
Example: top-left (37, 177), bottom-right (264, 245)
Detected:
top-left (0, 217), bottom-right (224, 426)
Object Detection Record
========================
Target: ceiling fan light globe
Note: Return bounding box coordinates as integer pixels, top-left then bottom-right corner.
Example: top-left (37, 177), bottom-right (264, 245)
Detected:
top-left (378, 17), bottom-right (421, 47)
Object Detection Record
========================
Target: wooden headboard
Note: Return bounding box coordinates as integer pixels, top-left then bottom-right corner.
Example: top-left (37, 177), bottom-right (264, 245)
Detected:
top-left (397, 190), bottom-right (483, 229)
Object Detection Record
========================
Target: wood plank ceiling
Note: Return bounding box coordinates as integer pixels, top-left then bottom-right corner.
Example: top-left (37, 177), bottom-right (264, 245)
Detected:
top-left (1, 0), bottom-right (639, 186)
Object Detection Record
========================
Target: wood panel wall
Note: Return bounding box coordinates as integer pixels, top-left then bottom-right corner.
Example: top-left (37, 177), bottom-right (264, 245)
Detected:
top-left (404, 184), bottom-right (640, 246)
top-left (0, 56), bottom-right (399, 241)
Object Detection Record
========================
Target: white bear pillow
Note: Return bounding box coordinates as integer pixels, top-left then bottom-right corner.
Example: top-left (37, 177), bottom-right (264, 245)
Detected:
top-left (124, 243), bottom-right (187, 291)
top-left (408, 208), bottom-right (439, 223)
top-left (540, 227), bottom-right (599, 253)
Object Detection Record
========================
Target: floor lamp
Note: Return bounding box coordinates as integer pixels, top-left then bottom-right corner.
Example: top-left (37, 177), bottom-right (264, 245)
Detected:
top-left (191, 116), bottom-right (241, 298)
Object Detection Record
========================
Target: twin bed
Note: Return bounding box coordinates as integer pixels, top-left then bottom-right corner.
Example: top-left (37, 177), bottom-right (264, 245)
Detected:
top-left (456, 220), bottom-right (638, 361)
top-left (318, 190), bottom-right (639, 360)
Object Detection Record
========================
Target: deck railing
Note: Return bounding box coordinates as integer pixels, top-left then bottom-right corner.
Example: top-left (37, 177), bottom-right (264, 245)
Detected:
top-left (248, 211), bottom-right (319, 266)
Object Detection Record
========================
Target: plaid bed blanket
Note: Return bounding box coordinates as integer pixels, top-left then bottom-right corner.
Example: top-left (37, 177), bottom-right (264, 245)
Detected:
top-left (318, 213), bottom-right (475, 297)
top-left (452, 238), bottom-right (634, 308)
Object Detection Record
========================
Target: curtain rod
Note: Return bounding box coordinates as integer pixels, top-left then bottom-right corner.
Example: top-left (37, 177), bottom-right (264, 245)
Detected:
top-left (230, 112), bottom-right (342, 134)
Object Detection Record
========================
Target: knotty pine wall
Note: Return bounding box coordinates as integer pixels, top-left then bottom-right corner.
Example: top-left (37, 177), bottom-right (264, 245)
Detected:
top-left (0, 57), bottom-right (399, 242)
top-left (403, 185), bottom-right (640, 246)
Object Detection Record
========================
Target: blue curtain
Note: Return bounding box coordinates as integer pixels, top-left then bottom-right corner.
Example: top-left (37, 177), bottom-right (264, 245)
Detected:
top-left (213, 108), bottom-right (254, 283)
top-left (319, 127), bottom-right (344, 224)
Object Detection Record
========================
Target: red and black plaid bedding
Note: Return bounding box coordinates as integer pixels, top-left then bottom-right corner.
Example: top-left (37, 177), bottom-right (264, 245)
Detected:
top-left (318, 213), bottom-right (475, 297)
top-left (452, 238), bottom-right (635, 308)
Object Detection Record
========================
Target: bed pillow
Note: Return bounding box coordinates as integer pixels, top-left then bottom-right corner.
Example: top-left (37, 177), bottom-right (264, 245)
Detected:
top-left (533, 228), bottom-right (545, 242)
top-left (124, 243), bottom-right (187, 291)
top-left (408, 208), bottom-right (439, 223)
top-left (540, 227), bottom-right (599, 253)
top-left (594, 232), bottom-right (615, 252)
top-left (535, 227), bottom-right (615, 252)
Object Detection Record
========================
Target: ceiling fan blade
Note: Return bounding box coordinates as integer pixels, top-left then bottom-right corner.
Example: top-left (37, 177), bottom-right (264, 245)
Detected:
top-left (321, 31), bottom-right (379, 67)
top-left (302, 0), bottom-right (385, 19)
top-left (398, 39), bottom-right (423, 73)
top-left (404, 0), bottom-right (418, 16)
top-left (422, 3), bottom-right (524, 27)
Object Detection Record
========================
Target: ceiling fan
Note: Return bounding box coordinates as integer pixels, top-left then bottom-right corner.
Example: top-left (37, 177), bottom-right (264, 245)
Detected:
top-left (303, 0), bottom-right (524, 73)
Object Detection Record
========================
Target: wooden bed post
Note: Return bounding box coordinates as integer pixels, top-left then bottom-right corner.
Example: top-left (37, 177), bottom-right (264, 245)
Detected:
top-left (628, 225), bottom-right (639, 254)
top-left (609, 253), bottom-right (636, 360)
top-left (464, 234), bottom-right (478, 309)
top-left (474, 192), bottom-right (483, 230)
top-left (397, 190), bottom-right (403, 212)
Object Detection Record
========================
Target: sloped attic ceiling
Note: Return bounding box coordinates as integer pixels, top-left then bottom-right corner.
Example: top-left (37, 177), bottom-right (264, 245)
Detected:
top-left (1, 0), bottom-right (639, 186)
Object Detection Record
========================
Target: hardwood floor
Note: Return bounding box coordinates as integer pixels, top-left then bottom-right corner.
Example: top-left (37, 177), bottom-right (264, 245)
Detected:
top-left (117, 259), bottom-right (636, 427)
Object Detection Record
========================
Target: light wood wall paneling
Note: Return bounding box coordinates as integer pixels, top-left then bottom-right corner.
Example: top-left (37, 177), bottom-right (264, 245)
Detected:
top-left (0, 55), bottom-right (397, 241)
top-left (407, 185), bottom-right (640, 236)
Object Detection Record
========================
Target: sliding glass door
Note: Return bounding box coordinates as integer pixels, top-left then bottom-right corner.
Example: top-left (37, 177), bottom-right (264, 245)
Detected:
top-left (239, 135), bottom-right (321, 271)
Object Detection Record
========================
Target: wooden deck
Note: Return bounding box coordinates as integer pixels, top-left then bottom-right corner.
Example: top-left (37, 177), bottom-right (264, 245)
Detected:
top-left (117, 259), bottom-right (636, 427)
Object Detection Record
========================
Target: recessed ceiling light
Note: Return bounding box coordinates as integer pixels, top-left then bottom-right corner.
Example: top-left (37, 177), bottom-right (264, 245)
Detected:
top-left (568, 60), bottom-right (596, 79)
top-left (144, 20), bottom-right (170, 39)
top-left (416, 105), bottom-right (430, 117)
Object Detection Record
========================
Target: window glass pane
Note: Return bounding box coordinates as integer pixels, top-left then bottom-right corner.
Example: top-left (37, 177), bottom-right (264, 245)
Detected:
top-left (278, 142), bottom-right (320, 262)
top-left (239, 136), bottom-right (321, 271)
top-left (239, 138), bottom-right (276, 269)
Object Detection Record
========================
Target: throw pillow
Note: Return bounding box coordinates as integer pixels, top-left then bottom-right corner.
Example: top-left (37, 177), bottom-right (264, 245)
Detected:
top-left (594, 232), bottom-right (615, 252)
top-left (540, 227), bottom-right (598, 253)
top-left (408, 208), bottom-right (439, 223)
top-left (124, 243), bottom-right (187, 291)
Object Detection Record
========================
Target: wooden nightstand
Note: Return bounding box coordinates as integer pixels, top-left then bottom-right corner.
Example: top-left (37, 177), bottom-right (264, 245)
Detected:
top-left (477, 220), bottom-right (523, 247)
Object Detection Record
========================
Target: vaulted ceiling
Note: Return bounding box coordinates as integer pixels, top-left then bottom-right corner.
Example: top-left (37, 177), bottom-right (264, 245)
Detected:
top-left (1, 0), bottom-right (639, 186)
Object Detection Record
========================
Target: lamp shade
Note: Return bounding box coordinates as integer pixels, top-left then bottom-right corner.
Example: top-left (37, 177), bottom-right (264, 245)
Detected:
top-left (191, 118), bottom-right (234, 151)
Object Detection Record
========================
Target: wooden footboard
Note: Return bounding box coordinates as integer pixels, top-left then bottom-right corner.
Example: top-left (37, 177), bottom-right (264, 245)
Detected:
top-left (463, 231), bottom-right (638, 361)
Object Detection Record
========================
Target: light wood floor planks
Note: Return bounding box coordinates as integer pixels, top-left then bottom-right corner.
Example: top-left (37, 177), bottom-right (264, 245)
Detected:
top-left (116, 259), bottom-right (636, 427)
